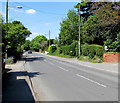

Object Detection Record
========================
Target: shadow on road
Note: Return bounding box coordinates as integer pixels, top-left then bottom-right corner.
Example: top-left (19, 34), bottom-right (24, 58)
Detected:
top-left (22, 57), bottom-right (45, 62)
top-left (2, 69), bottom-right (40, 103)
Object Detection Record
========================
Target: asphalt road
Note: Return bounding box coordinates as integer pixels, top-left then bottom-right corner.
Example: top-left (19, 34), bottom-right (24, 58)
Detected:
top-left (24, 52), bottom-right (118, 101)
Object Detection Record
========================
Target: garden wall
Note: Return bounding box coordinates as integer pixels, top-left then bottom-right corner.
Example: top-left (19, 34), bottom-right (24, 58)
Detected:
top-left (103, 53), bottom-right (120, 62)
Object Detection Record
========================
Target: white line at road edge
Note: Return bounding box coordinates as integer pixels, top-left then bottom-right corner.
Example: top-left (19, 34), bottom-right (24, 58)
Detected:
top-left (76, 74), bottom-right (107, 88)
top-left (58, 66), bottom-right (69, 72)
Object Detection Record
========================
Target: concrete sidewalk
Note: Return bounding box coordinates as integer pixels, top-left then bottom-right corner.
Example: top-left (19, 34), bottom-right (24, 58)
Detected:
top-left (40, 53), bottom-right (118, 74)
top-left (2, 60), bottom-right (38, 102)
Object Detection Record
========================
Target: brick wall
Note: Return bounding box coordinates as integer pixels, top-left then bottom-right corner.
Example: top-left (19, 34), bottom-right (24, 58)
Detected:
top-left (103, 53), bottom-right (120, 62)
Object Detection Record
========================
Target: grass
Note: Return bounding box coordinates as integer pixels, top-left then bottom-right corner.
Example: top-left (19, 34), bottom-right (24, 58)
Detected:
top-left (47, 51), bottom-right (103, 63)
top-left (78, 55), bottom-right (103, 63)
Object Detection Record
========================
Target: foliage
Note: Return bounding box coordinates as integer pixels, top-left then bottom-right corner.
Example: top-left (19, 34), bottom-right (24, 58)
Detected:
top-left (104, 40), bottom-right (120, 52)
top-left (79, 2), bottom-right (120, 45)
top-left (48, 45), bottom-right (57, 54)
top-left (59, 10), bottom-right (78, 45)
top-left (61, 41), bottom-right (77, 56)
top-left (30, 35), bottom-right (47, 50)
top-left (23, 40), bottom-right (31, 51)
top-left (81, 44), bottom-right (104, 58)
top-left (40, 41), bottom-right (48, 51)
top-left (2, 21), bottom-right (31, 59)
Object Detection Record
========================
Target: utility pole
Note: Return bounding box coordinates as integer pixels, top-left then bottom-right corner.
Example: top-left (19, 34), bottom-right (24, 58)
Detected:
top-left (78, 4), bottom-right (81, 57)
top-left (49, 30), bottom-right (50, 46)
top-left (5, 0), bottom-right (8, 59)
top-left (6, 0), bottom-right (8, 24)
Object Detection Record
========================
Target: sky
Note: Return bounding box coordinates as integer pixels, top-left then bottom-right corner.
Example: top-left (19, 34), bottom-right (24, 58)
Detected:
top-left (1, 2), bottom-right (79, 40)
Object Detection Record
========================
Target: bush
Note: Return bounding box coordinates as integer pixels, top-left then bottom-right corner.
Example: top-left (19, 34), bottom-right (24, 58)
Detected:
top-left (57, 47), bottom-right (62, 54)
top-left (61, 41), bottom-right (77, 56)
top-left (104, 40), bottom-right (120, 52)
top-left (48, 45), bottom-right (57, 53)
top-left (109, 41), bottom-right (120, 52)
top-left (81, 45), bottom-right (89, 56)
top-left (81, 44), bottom-right (104, 58)
top-left (88, 46), bottom-right (96, 58)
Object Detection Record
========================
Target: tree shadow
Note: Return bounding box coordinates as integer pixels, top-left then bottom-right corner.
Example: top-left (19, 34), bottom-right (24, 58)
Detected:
top-left (2, 70), bottom-right (42, 103)
top-left (22, 57), bottom-right (45, 62)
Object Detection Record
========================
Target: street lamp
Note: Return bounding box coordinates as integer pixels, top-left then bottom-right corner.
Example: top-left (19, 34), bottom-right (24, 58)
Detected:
top-left (6, 0), bottom-right (23, 23)
top-left (5, 0), bottom-right (22, 58)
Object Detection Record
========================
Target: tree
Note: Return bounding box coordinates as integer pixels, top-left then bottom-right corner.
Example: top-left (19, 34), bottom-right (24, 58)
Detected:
top-left (2, 20), bottom-right (31, 58)
top-left (23, 40), bottom-right (31, 51)
top-left (59, 10), bottom-right (78, 46)
top-left (79, 2), bottom-right (120, 45)
top-left (30, 35), bottom-right (47, 51)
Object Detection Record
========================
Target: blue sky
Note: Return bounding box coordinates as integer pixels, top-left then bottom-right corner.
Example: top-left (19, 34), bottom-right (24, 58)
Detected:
top-left (1, 2), bottom-right (78, 40)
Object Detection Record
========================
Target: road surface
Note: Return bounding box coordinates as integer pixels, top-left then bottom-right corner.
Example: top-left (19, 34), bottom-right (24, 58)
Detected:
top-left (24, 52), bottom-right (118, 101)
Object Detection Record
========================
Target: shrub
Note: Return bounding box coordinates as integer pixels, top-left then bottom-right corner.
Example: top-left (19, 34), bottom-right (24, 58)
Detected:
top-left (81, 44), bottom-right (104, 58)
top-left (104, 40), bottom-right (120, 52)
top-left (109, 41), bottom-right (120, 52)
top-left (61, 41), bottom-right (77, 56)
top-left (88, 45), bottom-right (96, 58)
top-left (81, 45), bottom-right (89, 56)
top-left (57, 47), bottom-right (62, 54)
top-left (48, 45), bottom-right (57, 53)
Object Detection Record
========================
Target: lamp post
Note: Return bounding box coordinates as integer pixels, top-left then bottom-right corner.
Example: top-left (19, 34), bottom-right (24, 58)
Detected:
top-left (5, 0), bottom-right (22, 58)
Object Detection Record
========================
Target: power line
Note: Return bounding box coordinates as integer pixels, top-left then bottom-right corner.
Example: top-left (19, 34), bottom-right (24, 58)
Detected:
top-left (11, 1), bottom-right (67, 15)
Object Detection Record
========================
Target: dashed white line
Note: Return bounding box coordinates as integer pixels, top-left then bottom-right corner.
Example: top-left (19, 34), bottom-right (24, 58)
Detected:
top-left (48, 62), bottom-right (54, 65)
top-left (43, 60), bottom-right (47, 62)
top-left (58, 66), bottom-right (69, 72)
top-left (76, 74), bottom-right (107, 88)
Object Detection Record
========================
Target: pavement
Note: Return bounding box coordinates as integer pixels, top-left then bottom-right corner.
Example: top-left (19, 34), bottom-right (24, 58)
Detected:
top-left (39, 53), bottom-right (119, 74)
top-left (2, 60), bottom-right (38, 103)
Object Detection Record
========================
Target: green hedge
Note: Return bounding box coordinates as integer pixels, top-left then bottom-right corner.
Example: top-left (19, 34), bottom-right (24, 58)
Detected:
top-left (48, 45), bottom-right (57, 53)
top-left (107, 41), bottom-right (120, 53)
top-left (81, 44), bottom-right (104, 58)
top-left (61, 41), bottom-right (77, 56)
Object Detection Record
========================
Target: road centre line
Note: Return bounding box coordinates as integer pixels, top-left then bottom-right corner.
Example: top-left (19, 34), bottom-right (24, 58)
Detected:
top-left (48, 61), bottom-right (54, 65)
top-left (76, 74), bottom-right (107, 88)
top-left (43, 60), bottom-right (47, 62)
top-left (58, 66), bottom-right (69, 72)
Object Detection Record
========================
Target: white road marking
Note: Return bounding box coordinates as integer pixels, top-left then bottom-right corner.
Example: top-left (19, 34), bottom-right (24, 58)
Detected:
top-left (47, 58), bottom-right (118, 74)
top-left (44, 60), bottom-right (47, 62)
top-left (76, 74), bottom-right (107, 88)
top-left (48, 62), bottom-right (54, 65)
top-left (58, 66), bottom-right (69, 72)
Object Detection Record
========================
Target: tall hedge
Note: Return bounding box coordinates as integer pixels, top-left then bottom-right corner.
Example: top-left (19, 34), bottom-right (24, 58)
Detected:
top-left (81, 44), bottom-right (104, 58)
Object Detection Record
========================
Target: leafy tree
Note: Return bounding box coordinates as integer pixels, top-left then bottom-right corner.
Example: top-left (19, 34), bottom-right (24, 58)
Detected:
top-left (79, 2), bottom-right (120, 45)
top-left (2, 21), bottom-right (31, 58)
top-left (30, 35), bottom-right (47, 51)
top-left (59, 10), bottom-right (78, 46)
top-left (23, 40), bottom-right (31, 51)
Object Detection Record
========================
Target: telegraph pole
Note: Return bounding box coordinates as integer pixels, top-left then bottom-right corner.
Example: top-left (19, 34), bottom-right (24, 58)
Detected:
top-left (5, 0), bottom-right (8, 59)
top-left (49, 30), bottom-right (50, 46)
top-left (78, 4), bottom-right (81, 57)
top-left (6, 0), bottom-right (8, 24)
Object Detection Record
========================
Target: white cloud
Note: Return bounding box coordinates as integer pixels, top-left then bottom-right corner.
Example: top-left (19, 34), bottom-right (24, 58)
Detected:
top-left (25, 9), bottom-right (36, 14)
